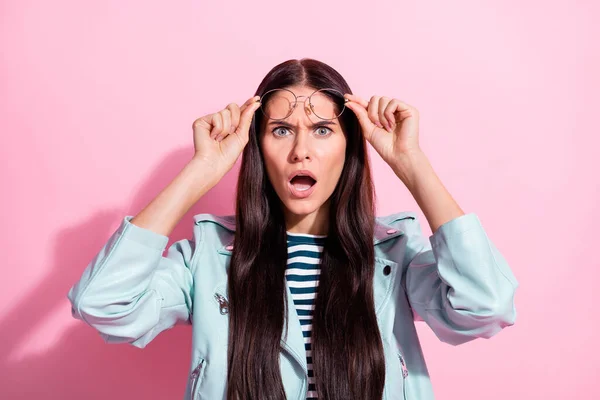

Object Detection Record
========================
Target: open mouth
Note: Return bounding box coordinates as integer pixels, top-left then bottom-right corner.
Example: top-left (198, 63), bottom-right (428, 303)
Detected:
top-left (288, 170), bottom-right (317, 198)
top-left (289, 175), bottom-right (316, 192)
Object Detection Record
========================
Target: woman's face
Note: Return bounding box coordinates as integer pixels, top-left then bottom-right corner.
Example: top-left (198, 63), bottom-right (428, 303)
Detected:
top-left (259, 85), bottom-right (347, 231)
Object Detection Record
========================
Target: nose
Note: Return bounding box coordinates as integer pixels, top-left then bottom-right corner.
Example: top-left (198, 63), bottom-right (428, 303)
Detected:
top-left (290, 131), bottom-right (311, 162)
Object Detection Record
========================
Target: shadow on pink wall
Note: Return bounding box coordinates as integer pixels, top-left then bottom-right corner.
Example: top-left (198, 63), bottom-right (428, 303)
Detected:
top-left (0, 148), bottom-right (239, 399)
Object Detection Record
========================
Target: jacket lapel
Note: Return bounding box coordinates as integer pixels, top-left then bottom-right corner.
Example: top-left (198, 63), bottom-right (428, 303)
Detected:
top-left (279, 220), bottom-right (406, 376)
top-left (201, 213), bottom-right (407, 378)
top-left (281, 280), bottom-right (310, 375)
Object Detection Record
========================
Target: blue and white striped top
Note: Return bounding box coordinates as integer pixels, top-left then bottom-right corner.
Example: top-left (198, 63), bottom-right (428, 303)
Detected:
top-left (285, 231), bottom-right (326, 400)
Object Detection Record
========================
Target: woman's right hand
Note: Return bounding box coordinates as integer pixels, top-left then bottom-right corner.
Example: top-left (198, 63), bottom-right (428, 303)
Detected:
top-left (191, 95), bottom-right (262, 176)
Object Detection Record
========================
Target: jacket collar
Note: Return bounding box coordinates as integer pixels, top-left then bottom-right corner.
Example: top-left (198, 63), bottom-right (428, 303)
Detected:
top-left (193, 213), bottom-right (407, 249)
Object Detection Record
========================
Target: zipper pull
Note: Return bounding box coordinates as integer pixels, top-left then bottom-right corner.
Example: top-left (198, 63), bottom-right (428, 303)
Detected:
top-left (214, 293), bottom-right (229, 315)
top-left (398, 354), bottom-right (409, 379)
top-left (190, 360), bottom-right (204, 398)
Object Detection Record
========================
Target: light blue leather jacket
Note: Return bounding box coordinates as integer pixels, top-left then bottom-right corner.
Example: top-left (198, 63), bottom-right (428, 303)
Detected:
top-left (67, 211), bottom-right (518, 399)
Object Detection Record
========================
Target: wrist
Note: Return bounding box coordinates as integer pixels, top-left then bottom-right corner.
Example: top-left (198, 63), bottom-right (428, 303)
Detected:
top-left (391, 149), bottom-right (430, 187)
top-left (184, 158), bottom-right (223, 194)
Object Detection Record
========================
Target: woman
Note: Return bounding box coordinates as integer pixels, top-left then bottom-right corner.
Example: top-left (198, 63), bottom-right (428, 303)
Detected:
top-left (67, 58), bottom-right (519, 400)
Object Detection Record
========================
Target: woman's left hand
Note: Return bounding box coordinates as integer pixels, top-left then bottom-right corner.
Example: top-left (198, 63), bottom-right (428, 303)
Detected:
top-left (344, 93), bottom-right (422, 172)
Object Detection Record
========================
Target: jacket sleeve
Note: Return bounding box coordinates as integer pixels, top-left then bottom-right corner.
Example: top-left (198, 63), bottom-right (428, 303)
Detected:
top-left (400, 212), bottom-right (519, 346)
top-left (67, 216), bottom-right (197, 348)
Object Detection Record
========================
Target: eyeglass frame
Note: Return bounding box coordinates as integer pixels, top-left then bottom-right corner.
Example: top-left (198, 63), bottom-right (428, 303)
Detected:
top-left (258, 87), bottom-right (349, 121)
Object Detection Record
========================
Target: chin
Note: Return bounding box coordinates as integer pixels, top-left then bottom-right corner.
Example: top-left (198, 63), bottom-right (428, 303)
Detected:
top-left (282, 199), bottom-right (321, 217)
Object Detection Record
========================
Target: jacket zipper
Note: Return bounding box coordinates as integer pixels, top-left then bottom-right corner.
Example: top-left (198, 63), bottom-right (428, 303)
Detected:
top-left (214, 291), bottom-right (306, 399)
top-left (398, 353), bottom-right (408, 399)
top-left (189, 358), bottom-right (205, 400)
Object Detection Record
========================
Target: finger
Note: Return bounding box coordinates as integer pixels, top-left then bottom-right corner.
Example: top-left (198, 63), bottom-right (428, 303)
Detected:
top-left (227, 103), bottom-right (241, 133)
top-left (368, 96), bottom-right (383, 129)
top-left (392, 100), bottom-right (418, 124)
top-left (215, 109), bottom-right (232, 142)
top-left (344, 100), bottom-right (377, 141)
top-left (379, 96), bottom-right (392, 132)
top-left (240, 95), bottom-right (261, 113)
top-left (234, 97), bottom-right (262, 142)
top-left (383, 99), bottom-right (398, 131)
top-left (383, 100), bottom-right (399, 132)
top-left (210, 113), bottom-right (223, 140)
top-left (397, 100), bottom-right (418, 117)
top-left (343, 93), bottom-right (369, 109)
top-left (192, 115), bottom-right (211, 134)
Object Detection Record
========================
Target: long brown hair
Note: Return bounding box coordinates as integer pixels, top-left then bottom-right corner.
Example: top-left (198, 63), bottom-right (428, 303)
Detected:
top-left (227, 58), bottom-right (385, 399)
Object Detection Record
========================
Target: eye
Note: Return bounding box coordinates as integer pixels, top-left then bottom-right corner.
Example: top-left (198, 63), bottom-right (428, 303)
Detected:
top-left (315, 126), bottom-right (333, 137)
top-left (272, 127), bottom-right (290, 137)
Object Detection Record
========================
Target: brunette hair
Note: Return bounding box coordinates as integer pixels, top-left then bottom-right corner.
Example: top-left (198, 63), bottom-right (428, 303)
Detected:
top-left (227, 58), bottom-right (385, 399)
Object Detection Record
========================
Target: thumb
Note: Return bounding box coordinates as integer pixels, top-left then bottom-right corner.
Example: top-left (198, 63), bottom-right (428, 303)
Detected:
top-left (235, 97), bottom-right (262, 141)
top-left (345, 100), bottom-right (377, 141)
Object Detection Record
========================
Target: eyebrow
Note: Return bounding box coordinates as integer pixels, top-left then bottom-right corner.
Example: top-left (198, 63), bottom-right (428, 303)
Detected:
top-left (267, 120), bottom-right (338, 128)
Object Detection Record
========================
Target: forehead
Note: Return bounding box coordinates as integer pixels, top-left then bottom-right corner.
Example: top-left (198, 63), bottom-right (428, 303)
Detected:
top-left (262, 85), bottom-right (338, 107)
top-left (284, 85), bottom-right (317, 98)
top-left (260, 85), bottom-right (343, 128)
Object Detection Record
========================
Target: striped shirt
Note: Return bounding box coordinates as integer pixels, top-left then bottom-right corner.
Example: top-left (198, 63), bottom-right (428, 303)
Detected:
top-left (285, 231), bottom-right (326, 400)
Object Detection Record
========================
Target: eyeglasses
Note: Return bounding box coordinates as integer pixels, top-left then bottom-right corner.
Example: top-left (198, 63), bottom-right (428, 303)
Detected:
top-left (259, 88), bottom-right (348, 121)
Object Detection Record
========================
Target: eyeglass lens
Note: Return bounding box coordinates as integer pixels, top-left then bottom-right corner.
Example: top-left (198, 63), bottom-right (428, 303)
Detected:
top-left (261, 88), bottom-right (346, 121)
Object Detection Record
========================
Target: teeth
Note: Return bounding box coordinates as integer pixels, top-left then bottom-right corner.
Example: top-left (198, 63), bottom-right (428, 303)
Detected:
top-left (293, 183), bottom-right (312, 191)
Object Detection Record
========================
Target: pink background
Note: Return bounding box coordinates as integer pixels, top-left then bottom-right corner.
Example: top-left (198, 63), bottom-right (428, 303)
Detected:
top-left (1, 1), bottom-right (598, 399)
